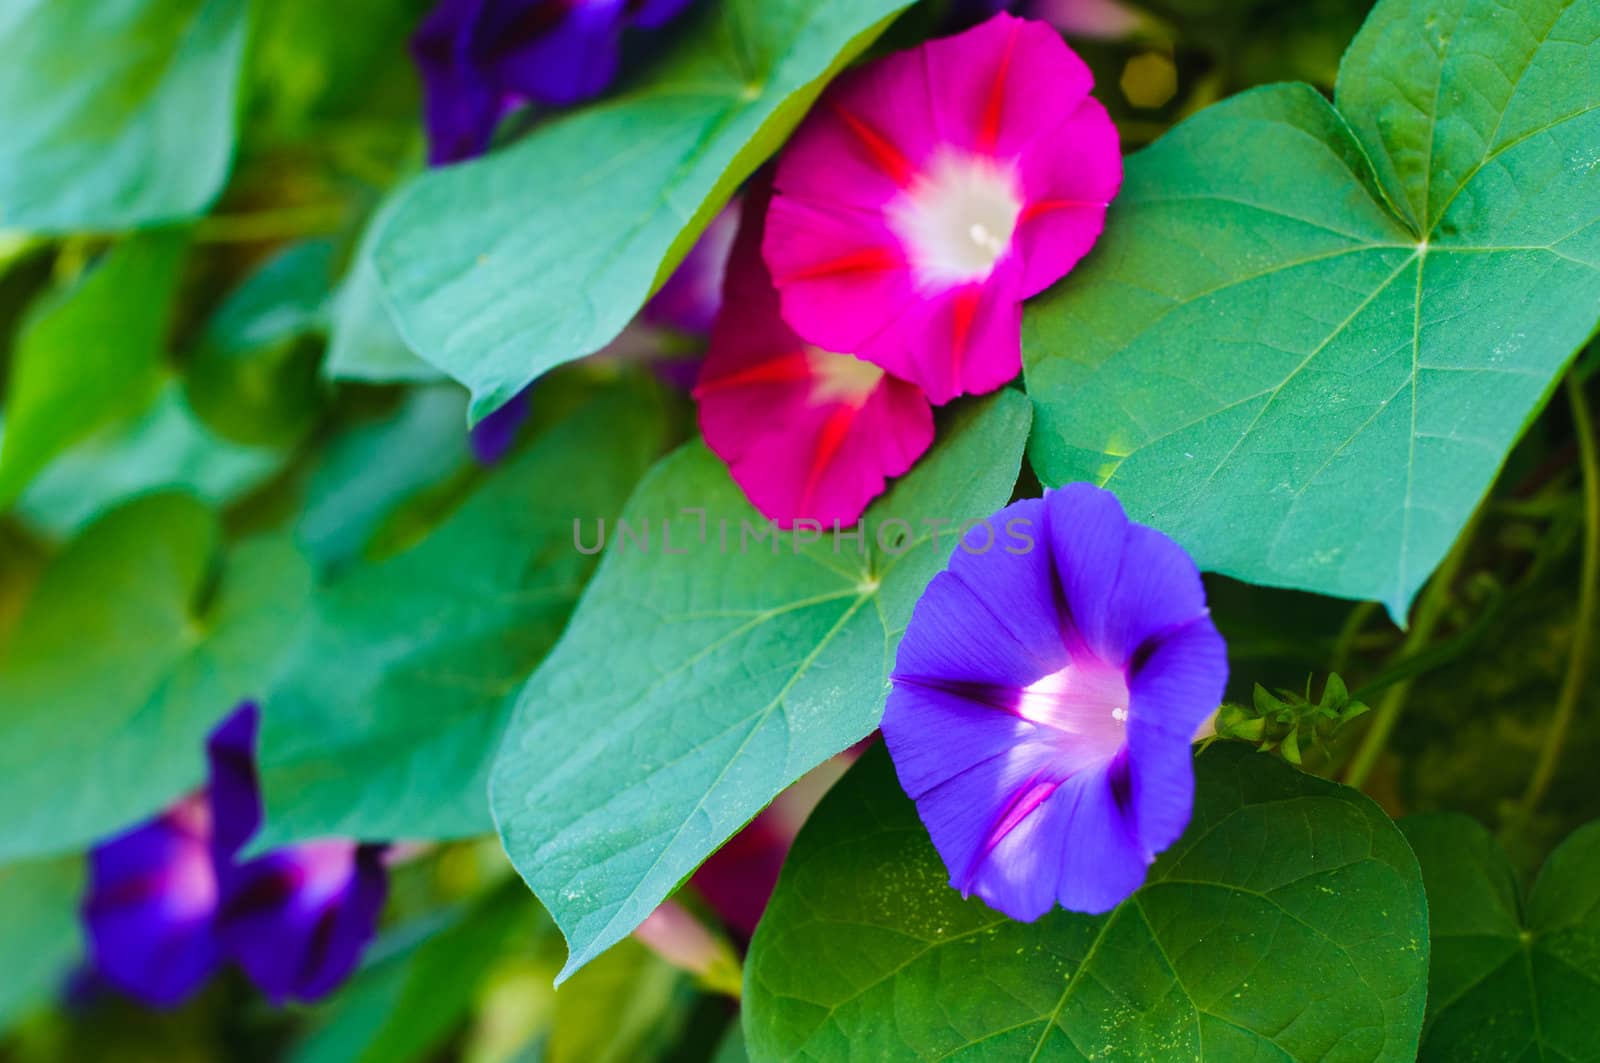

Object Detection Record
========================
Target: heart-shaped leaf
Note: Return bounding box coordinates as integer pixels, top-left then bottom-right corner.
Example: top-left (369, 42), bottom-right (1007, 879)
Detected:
top-left (0, 0), bottom-right (248, 232)
top-left (372, 0), bottom-right (913, 421)
top-left (1402, 814), bottom-right (1600, 1061)
top-left (745, 742), bottom-right (1429, 1062)
top-left (0, 493), bottom-right (310, 861)
top-left (491, 391), bottom-right (1032, 980)
top-left (1023, 0), bottom-right (1600, 617)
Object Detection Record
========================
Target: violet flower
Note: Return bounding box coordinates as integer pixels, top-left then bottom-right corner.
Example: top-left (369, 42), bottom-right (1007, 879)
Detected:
top-left (413, 0), bottom-right (697, 165)
top-left (82, 704), bottom-right (388, 1007)
top-left (881, 485), bottom-right (1226, 920)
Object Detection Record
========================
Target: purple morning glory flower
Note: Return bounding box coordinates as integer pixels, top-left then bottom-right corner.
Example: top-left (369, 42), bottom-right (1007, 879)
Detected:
top-left (881, 484), bottom-right (1227, 921)
top-left (413, 0), bottom-right (697, 165)
top-left (83, 794), bottom-right (224, 1008)
top-left (82, 704), bottom-right (389, 1008)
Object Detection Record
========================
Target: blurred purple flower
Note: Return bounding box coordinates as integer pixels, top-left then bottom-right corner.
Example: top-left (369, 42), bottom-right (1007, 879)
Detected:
top-left (468, 388), bottom-right (534, 464)
top-left (413, 0), bottom-right (697, 165)
top-left (881, 485), bottom-right (1226, 921)
top-left (82, 704), bottom-right (388, 1008)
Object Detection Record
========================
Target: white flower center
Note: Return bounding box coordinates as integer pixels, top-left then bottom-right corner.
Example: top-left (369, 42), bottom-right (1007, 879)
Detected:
top-left (806, 346), bottom-right (884, 406)
top-left (886, 150), bottom-right (1023, 293)
top-left (1015, 657), bottom-right (1132, 770)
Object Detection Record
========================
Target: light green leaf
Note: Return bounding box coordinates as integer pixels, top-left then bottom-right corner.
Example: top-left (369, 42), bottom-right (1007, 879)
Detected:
top-left (17, 379), bottom-right (285, 537)
top-left (0, 856), bottom-right (83, 1033)
top-left (0, 233), bottom-right (186, 506)
top-left (0, 493), bottom-right (311, 861)
top-left (0, 0), bottom-right (249, 232)
top-left (254, 379), bottom-right (667, 847)
top-left (547, 937), bottom-right (693, 1063)
top-left (491, 391), bottom-right (1032, 980)
top-left (744, 742), bottom-right (1429, 1062)
top-left (1402, 814), bottom-right (1600, 1061)
top-left (1023, 0), bottom-right (1600, 618)
top-left (325, 191), bottom-right (443, 384)
top-left (373, 0), bottom-right (913, 421)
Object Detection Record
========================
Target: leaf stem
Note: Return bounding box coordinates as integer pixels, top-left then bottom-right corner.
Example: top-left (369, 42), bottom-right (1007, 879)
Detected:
top-left (1343, 506), bottom-right (1483, 790)
top-left (193, 203), bottom-right (350, 244)
top-left (1517, 374), bottom-right (1598, 821)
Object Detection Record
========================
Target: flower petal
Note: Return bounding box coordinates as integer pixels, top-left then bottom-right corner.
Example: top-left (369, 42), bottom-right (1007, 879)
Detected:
top-left (83, 800), bottom-right (222, 1008)
top-left (861, 257), bottom-right (1023, 404)
top-left (491, 0), bottom-right (628, 106)
top-left (217, 841), bottom-right (389, 1004)
top-left (1016, 96), bottom-right (1122, 297)
top-left (206, 702), bottom-right (263, 862)
top-left (698, 192), bottom-right (933, 527)
top-left (922, 13), bottom-right (1090, 158)
top-left (1126, 617), bottom-right (1228, 851)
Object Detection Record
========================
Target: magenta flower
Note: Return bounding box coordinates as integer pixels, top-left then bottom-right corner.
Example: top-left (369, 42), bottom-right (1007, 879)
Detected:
top-left (763, 13), bottom-right (1121, 404)
top-left (82, 704), bottom-right (388, 1007)
top-left (413, 0), bottom-right (696, 165)
top-left (695, 188), bottom-right (933, 528)
top-left (881, 485), bottom-right (1226, 920)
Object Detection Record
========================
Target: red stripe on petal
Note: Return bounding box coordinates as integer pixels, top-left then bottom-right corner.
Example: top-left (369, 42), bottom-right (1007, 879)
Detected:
top-left (977, 20), bottom-right (1021, 156)
top-left (798, 403), bottom-right (863, 516)
top-left (693, 352), bottom-right (813, 396)
top-left (775, 246), bottom-right (902, 283)
top-left (1020, 198), bottom-right (1104, 222)
top-left (828, 101), bottom-right (916, 186)
top-left (949, 288), bottom-right (982, 394)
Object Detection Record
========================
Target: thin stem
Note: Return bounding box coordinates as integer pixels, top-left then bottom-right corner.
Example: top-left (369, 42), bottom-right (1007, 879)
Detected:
top-left (1331, 599), bottom-right (1381, 676)
top-left (1343, 506), bottom-right (1484, 790)
top-left (194, 203), bottom-right (350, 244)
top-left (1518, 374), bottom-right (1599, 820)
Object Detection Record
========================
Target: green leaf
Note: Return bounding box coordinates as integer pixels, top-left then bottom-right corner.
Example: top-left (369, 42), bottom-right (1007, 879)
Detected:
top-left (254, 379), bottom-right (668, 847)
top-left (185, 239), bottom-right (334, 446)
top-left (0, 856), bottom-right (83, 1033)
top-left (744, 742), bottom-right (1429, 1062)
top-left (1023, 0), bottom-right (1600, 618)
top-left (0, 493), bottom-right (311, 861)
top-left (547, 937), bottom-right (694, 1063)
top-left (294, 386), bottom-right (472, 571)
top-left (491, 390), bottom-right (1032, 980)
top-left (1402, 814), bottom-right (1600, 1061)
top-left (294, 880), bottom-right (547, 1063)
top-left (0, 233), bottom-right (186, 506)
top-left (0, 0), bottom-right (249, 232)
top-left (373, 0), bottom-right (913, 421)
top-left (325, 192), bottom-right (443, 384)
top-left (17, 380), bottom-right (285, 537)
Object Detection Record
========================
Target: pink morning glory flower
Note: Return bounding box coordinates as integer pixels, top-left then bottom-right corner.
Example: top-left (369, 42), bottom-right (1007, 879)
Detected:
top-left (695, 188), bottom-right (933, 529)
top-left (763, 13), bottom-right (1122, 404)
top-left (881, 485), bottom-right (1226, 920)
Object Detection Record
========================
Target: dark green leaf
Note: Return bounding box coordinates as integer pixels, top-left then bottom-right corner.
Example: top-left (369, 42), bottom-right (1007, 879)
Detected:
top-left (185, 239), bottom-right (334, 446)
top-left (0, 0), bottom-right (249, 232)
top-left (492, 391), bottom-right (1032, 980)
top-left (254, 379), bottom-right (668, 847)
top-left (0, 493), bottom-right (311, 861)
top-left (1403, 814), bottom-right (1600, 1061)
top-left (1023, 0), bottom-right (1600, 617)
top-left (745, 743), bottom-right (1429, 1062)
top-left (373, 0), bottom-right (913, 421)
top-left (0, 234), bottom-right (186, 506)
